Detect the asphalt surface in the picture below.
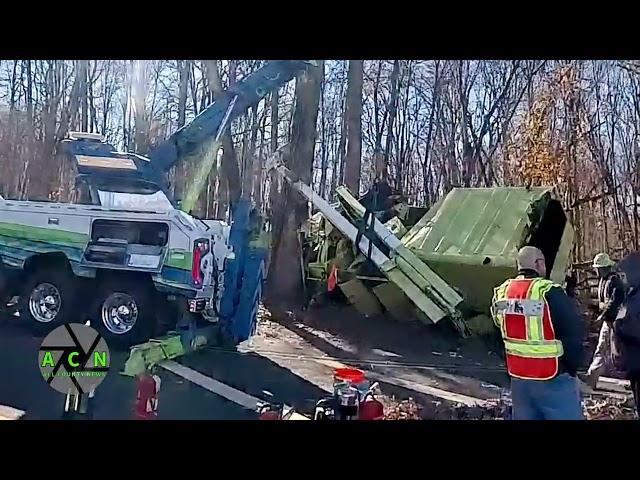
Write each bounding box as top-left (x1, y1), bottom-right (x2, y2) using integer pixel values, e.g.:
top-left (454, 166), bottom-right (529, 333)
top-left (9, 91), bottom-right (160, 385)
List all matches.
top-left (0, 313), bottom-right (264, 420)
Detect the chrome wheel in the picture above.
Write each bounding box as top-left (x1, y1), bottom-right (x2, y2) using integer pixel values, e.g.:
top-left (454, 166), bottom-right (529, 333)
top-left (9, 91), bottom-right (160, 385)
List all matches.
top-left (101, 293), bottom-right (138, 335)
top-left (29, 283), bottom-right (61, 323)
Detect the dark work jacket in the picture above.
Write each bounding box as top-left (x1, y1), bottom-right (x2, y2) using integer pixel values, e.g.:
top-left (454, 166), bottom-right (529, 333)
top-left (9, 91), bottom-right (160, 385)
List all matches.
top-left (360, 180), bottom-right (393, 212)
top-left (611, 288), bottom-right (640, 377)
top-left (598, 272), bottom-right (626, 323)
top-left (516, 269), bottom-right (586, 377)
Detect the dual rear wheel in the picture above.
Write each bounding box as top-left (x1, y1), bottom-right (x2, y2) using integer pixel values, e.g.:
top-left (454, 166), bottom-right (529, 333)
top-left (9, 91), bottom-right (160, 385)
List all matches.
top-left (18, 268), bottom-right (155, 348)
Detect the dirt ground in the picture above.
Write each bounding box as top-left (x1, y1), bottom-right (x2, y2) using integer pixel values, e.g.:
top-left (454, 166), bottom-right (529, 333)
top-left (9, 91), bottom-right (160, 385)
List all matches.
top-left (245, 290), bottom-right (636, 420)
top-left (246, 299), bottom-right (512, 419)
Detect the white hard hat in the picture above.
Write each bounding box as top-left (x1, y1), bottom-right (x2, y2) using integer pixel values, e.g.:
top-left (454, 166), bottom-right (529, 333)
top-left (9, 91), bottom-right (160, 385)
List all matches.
top-left (592, 252), bottom-right (614, 268)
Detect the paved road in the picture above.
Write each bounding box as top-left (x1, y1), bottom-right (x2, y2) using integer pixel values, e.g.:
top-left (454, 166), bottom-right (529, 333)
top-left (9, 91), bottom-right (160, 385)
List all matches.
top-left (0, 315), bottom-right (263, 420)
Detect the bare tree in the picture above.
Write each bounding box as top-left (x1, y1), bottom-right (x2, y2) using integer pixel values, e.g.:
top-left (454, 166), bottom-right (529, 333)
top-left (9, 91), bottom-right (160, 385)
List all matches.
top-left (268, 61), bottom-right (323, 303)
top-left (343, 60), bottom-right (363, 195)
top-left (203, 60), bottom-right (241, 219)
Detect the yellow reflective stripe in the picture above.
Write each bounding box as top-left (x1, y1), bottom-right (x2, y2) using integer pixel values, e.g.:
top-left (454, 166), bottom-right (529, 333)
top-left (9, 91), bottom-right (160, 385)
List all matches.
top-left (504, 339), bottom-right (564, 358)
top-left (528, 315), bottom-right (542, 341)
top-left (524, 278), bottom-right (556, 341)
top-left (525, 280), bottom-right (538, 341)
top-left (528, 278), bottom-right (556, 300)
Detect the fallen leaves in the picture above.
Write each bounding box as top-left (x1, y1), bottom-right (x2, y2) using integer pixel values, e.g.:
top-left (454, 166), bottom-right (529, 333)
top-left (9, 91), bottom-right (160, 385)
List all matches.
top-left (381, 396), bottom-right (422, 420)
top-left (583, 395), bottom-right (637, 420)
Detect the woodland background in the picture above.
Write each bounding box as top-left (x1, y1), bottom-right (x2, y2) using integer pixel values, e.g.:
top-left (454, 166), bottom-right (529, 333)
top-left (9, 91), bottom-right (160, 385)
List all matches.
top-left (1, 60), bottom-right (639, 297)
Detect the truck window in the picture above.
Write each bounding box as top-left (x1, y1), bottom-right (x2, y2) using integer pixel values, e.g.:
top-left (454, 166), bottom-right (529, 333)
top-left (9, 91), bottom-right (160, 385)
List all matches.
top-left (97, 190), bottom-right (173, 212)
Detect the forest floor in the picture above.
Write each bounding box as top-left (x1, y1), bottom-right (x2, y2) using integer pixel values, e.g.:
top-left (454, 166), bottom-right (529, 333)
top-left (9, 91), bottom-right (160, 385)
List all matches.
top-left (248, 300), bottom-right (511, 419)
top-left (245, 294), bottom-right (636, 420)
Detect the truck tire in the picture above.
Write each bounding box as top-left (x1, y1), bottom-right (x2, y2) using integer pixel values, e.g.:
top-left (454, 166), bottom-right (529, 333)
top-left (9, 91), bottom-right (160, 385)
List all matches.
top-left (18, 267), bottom-right (80, 334)
top-left (89, 276), bottom-right (155, 349)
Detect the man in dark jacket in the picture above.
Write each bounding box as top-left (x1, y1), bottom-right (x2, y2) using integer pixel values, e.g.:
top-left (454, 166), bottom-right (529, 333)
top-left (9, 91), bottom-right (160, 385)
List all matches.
top-left (607, 251), bottom-right (640, 417)
top-left (492, 246), bottom-right (585, 420)
top-left (610, 288), bottom-right (640, 417)
top-left (582, 253), bottom-right (626, 388)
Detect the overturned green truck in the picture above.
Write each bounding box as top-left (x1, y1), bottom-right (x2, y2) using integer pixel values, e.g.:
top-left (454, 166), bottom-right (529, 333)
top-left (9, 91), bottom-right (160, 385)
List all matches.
top-left (298, 183), bottom-right (574, 336)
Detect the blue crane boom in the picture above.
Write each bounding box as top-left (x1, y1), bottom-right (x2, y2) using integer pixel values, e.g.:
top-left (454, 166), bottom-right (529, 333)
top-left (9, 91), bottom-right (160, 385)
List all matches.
top-left (64, 60), bottom-right (313, 205)
top-left (148, 60), bottom-right (313, 175)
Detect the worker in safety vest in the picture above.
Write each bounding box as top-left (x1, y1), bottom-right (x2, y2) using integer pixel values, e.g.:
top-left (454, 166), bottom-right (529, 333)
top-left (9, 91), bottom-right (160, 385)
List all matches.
top-left (581, 252), bottom-right (626, 389)
top-left (491, 246), bottom-right (585, 420)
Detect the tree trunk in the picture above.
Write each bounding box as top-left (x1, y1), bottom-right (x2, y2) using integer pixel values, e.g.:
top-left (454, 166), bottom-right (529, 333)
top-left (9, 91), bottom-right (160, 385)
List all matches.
top-left (242, 105), bottom-right (260, 198)
top-left (384, 60), bottom-right (401, 183)
top-left (78, 60), bottom-right (88, 132)
top-left (25, 60), bottom-right (33, 122)
top-left (319, 63), bottom-right (328, 199)
top-left (343, 60), bottom-right (363, 195)
top-left (268, 89), bottom-right (280, 219)
top-left (177, 60), bottom-right (188, 128)
top-left (267, 61), bottom-right (323, 304)
top-left (253, 108), bottom-right (269, 211)
top-left (203, 60), bottom-right (241, 220)
top-left (132, 61), bottom-right (149, 154)
top-left (337, 62), bottom-right (348, 188)
top-left (174, 60), bottom-right (190, 205)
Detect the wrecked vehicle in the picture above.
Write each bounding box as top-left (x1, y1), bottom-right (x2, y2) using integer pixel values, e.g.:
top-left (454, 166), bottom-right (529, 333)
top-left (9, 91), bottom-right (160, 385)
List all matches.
top-left (289, 175), bottom-right (575, 336)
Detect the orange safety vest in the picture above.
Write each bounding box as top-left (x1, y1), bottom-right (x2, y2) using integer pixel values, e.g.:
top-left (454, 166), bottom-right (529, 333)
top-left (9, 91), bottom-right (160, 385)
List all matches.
top-left (492, 277), bottom-right (564, 381)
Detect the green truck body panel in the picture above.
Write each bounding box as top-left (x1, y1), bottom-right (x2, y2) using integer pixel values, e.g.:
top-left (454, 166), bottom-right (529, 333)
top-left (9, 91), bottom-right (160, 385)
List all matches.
top-left (0, 222), bottom-right (88, 268)
top-left (335, 187), bottom-right (463, 324)
top-left (305, 186), bottom-right (574, 334)
top-left (403, 187), bottom-right (548, 262)
top-left (401, 187), bottom-right (573, 315)
top-left (165, 249), bottom-right (193, 271)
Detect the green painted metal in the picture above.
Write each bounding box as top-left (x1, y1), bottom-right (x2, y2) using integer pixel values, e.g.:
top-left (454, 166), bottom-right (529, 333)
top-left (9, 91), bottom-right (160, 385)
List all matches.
top-left (165, 249), bottom-right (192, 271)
top-left (401, 187), bottom-right (573, 314)
top-left (0, 222), bottom-right (88, 248)
top-left (549, 222), bottom-right (574, 283)
top-left (335, 186), bottom-right (463, 324)
top-left (385, 217), bottom-right (408, 239)
top-left (339, 279), bottom-right (383, 317)
top-left (303, 183), bottom-right (573, 336)
top-left (122, 330), bottom-right (212, 376)
top-left (402, 188), bottom-right (550, 260)
top-left (122, 335), bottom-right (187, 377)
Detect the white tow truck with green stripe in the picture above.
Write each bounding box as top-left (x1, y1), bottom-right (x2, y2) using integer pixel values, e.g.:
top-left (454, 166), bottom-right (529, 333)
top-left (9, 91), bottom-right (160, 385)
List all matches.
top-left (0, 144), bottom-right (233, 348)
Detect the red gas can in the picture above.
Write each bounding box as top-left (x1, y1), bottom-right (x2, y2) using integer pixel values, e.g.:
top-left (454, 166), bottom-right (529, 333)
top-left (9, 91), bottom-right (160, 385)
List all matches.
top-left (134, 374), bottom-right (161, 420)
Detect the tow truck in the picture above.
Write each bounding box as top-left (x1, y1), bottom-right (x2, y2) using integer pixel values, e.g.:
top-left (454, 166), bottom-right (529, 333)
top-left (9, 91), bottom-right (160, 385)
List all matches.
top-left (0, 61), bottom-right (315, 349)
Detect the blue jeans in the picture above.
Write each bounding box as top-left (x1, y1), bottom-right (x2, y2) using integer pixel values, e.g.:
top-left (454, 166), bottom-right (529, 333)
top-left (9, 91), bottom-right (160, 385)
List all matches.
top-left (511, 373), bottom-right (584, 420)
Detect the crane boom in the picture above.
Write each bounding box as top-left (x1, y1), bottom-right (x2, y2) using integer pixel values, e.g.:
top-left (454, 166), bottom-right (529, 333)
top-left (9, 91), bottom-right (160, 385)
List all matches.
top-left (148, 60), bottom-right (313, 174)
top-left (61, 61), bottom-right (315, 213)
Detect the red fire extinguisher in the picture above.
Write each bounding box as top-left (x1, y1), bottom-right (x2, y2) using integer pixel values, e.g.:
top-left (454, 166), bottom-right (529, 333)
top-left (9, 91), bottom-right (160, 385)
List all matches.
top-left (358, 395), bottom-right (385, 420)
top-left (134, 373), bottom-right (161, 420)
top-left (358, 382), bottom-right (384, 420)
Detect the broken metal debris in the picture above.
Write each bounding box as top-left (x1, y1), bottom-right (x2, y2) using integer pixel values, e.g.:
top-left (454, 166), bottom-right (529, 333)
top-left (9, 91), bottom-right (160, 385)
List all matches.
top-left (583, 395), bottom-right (637, 420)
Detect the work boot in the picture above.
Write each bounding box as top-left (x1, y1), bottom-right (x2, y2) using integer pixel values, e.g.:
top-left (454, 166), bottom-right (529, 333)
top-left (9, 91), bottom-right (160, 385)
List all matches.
top-left (578, 372), bottom-right (598, 390)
